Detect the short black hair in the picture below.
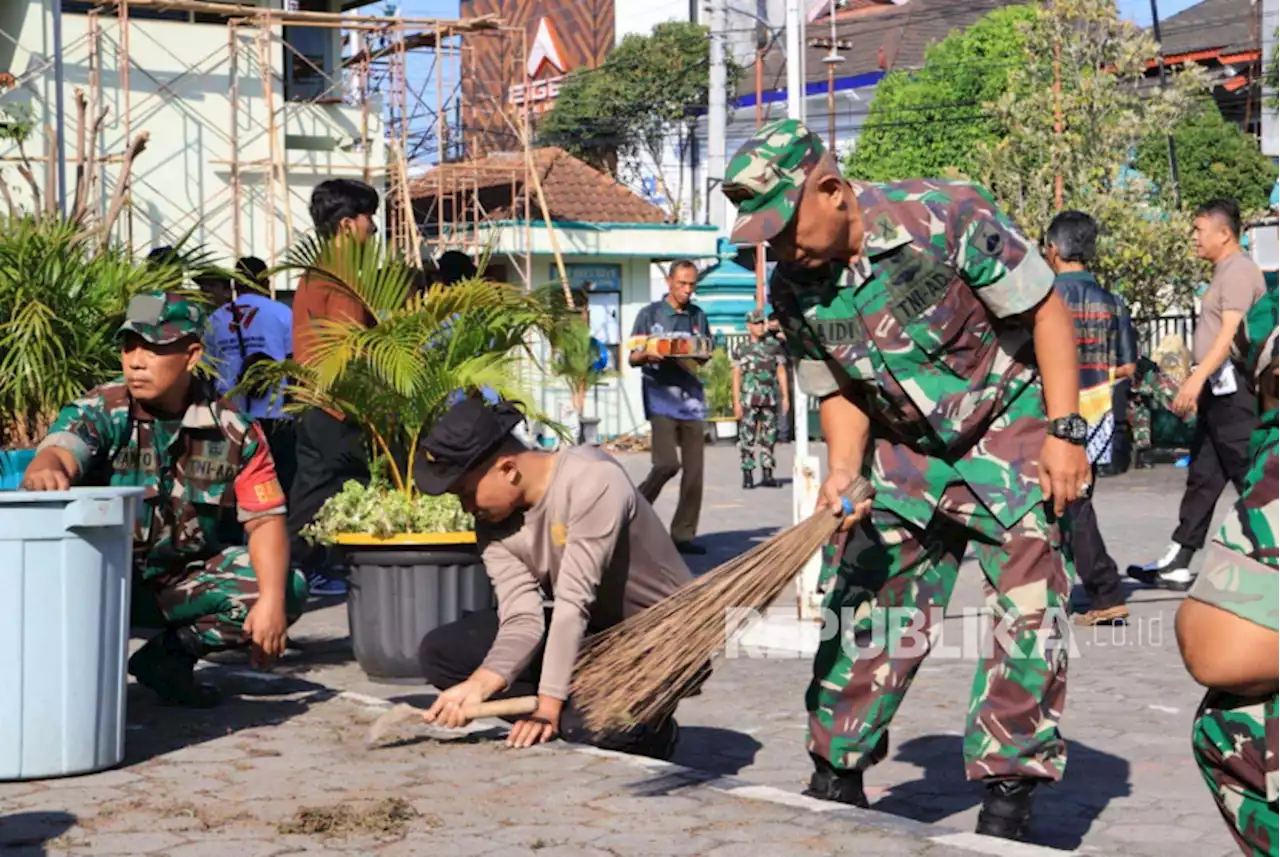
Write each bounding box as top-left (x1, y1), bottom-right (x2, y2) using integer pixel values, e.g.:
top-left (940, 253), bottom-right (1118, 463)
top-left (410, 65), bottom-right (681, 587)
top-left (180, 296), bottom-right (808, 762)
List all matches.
top-left (437, 250), bottom-right (478, 285)
top-left (1195, 198), bottom-right (1242, 239)
top-left (236, 256), bottom-right (268, 288)
top-left (1045, 210), bottom-right (1097, 264)
top-left (309, 179), bottom-right (380, 238)
top-left (668, 259), bottom-right (697, 279)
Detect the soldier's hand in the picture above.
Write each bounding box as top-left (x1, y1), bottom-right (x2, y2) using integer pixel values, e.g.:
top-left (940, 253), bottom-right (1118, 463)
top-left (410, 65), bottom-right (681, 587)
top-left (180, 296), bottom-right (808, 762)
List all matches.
top-left (243, 600), bottom-right (289, 668)
top-left (21, 462), bottom-right (70, 492)
top-left (1039, 436), bottom-right (1091, 518)
top-left (817, 467), bottom-right (873, 533)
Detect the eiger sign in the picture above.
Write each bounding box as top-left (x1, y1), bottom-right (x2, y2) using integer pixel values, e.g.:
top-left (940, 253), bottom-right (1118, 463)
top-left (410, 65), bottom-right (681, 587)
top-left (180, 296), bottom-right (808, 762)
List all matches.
top-left (509, 17), bottom-right (570, 113)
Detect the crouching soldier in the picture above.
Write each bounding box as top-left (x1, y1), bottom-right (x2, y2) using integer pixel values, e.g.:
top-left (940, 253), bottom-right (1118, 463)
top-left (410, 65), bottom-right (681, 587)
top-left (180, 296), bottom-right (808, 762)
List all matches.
top-left (1175, 288), bottom-right (1279, 857)
top-left (22, 292), bottom-right (308, 707)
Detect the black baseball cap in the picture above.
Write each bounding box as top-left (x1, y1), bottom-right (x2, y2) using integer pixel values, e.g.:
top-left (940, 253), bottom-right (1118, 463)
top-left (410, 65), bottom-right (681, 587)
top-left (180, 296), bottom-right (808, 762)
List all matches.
top-left (414, 398), bottom-right (526, 496)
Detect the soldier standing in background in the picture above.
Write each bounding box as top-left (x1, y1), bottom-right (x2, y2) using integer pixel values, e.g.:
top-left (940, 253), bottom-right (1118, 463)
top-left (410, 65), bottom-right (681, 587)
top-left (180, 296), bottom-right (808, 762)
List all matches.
top-left (1175, 287), bottom-right (1278, 856)
top-left (723, 119), bottom-right (1089, 841)
top-left (733, 309), bottom-right (789, 489)
top-left (21, 292), bottom-right (308, 708)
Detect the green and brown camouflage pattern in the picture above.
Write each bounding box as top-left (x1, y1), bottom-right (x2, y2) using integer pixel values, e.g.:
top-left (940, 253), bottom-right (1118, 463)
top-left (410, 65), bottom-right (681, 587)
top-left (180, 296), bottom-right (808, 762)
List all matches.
top-left (735, 337), bottom-right (785, 472)
top-left (37, 378), bottom-right (304, 652)
top-left (118, 291), bottom-right (207, 345)
top-left (1127, 357), bottom-right (1189, 453)
top-left (1186, 291), bottom-right (1278, 855)
top-left (770, 178), bottom-right (1056, 532)
top-left (131, 547), bottom-right (309, 651)
top-left (808, 480), bottom-right (1070, 781)
top-left (723, 119), bottom-right (826, 246)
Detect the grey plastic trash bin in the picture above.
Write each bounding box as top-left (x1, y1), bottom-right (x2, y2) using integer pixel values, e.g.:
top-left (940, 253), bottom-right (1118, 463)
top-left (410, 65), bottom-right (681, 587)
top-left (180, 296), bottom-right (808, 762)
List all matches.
top-left (0, 487), bottom-right (143, 781)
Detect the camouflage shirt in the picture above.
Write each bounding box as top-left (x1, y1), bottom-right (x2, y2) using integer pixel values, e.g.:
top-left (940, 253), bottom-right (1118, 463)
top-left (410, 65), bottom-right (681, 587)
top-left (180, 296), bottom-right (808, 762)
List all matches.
top-left (38, 379), bottom-right (287, 578)
top-left (772, 180), bottom-right (1055, 529)
top-left (734, 337), bottom-right (785, 408)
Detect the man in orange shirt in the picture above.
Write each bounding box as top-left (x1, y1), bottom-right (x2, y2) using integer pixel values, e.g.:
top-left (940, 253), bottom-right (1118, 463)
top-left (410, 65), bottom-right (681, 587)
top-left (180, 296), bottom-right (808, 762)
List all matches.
top-left (287, 179), bottom-right (380, 596)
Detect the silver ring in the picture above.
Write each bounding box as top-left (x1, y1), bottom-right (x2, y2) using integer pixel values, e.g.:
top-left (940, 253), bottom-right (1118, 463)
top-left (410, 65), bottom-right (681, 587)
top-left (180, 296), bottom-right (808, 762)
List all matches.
top-left (1080, 482), bottom-right (1093, 496)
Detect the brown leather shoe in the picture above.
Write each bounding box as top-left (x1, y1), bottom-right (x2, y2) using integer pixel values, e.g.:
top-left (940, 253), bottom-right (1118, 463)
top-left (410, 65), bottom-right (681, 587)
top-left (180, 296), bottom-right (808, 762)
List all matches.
top-left (1073, 604), bottom-right (1130, 626)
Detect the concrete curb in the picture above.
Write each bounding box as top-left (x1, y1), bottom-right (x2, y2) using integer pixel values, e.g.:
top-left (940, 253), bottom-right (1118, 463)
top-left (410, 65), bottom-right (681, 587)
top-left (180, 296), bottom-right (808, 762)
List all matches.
top-left (254, 672), bottom-right (1082, 857)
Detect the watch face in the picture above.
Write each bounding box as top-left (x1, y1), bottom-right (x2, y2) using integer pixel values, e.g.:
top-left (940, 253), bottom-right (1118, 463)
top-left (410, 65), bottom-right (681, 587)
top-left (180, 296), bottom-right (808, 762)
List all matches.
top-left (1057, 416), bottom-right (1087, 442)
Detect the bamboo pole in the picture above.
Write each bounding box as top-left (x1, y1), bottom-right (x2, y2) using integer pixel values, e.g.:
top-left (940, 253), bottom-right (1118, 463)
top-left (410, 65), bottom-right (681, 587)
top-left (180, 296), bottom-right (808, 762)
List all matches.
top-left (72, 88), bottom-right (88, 219)
top-left (434, 23), bottom-right (444, 254)
top-left (105, 0), bottom-right (502, 30)
top-left (229, 21), bottom-right (241, 257)
top-left (256, 25), bottom-right (277, 278)
top-left (360, 30), bottom-right (371, 184)
top-left (121, 0), bottom-right (132, 249)
top-left (87, 11), bottom-right (100, 223)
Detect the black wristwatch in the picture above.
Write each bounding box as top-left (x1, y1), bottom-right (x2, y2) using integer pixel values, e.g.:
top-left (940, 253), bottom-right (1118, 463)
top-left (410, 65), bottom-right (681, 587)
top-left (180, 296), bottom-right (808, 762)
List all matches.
top-left (1048, 414), bottom-right (1088, 446)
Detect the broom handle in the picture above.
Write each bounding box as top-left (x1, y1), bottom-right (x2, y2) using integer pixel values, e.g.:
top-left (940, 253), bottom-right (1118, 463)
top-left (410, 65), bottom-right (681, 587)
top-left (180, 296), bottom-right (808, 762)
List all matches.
top-left (465, 696), bottom-right (539, 719)
top-left (837, 475), bottom-right (876, 516)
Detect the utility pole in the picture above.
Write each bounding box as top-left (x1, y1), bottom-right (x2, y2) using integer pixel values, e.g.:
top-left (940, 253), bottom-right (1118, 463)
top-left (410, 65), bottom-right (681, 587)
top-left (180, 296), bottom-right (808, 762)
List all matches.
top-left (52, 0), bottom-right (67, 215)
top-left (708, 0), bottom-right (728, 228)
top-left (1149, 0), bottom-right (1182, 208)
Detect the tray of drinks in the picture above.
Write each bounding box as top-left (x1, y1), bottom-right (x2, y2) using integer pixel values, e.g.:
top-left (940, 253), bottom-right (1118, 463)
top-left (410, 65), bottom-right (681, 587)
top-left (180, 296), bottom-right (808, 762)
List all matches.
top-left (643, 333), bottom-right (714, 359)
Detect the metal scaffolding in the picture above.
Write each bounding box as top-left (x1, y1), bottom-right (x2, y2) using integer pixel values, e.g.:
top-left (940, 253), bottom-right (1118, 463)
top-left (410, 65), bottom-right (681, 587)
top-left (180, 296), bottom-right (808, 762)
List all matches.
top-left (0, 0), bottom-right (537, 288)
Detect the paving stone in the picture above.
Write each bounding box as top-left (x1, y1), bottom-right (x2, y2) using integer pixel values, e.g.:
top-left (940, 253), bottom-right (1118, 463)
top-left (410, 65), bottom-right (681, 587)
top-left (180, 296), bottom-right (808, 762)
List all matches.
top-left (166, 841), bottom-right (287, 857)
top-left (70, 832), bottom-right (187, 854)
top-left (376, 834), bottom-right (498, 857)
top-left (703, 843), bottom-right (835, 857)
top-left (591, 831), bottom-right (724, 854)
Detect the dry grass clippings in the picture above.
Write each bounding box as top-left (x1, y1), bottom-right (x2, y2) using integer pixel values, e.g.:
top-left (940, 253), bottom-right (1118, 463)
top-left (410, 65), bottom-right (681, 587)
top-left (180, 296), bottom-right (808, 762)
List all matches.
top-left (276, 798), bottom-right (430, 837)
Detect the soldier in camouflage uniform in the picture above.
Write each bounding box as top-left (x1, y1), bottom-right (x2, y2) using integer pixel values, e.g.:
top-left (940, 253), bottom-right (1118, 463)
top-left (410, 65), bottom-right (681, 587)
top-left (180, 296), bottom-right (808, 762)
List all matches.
top-left (23, 292), bottom-right (309, 708)
top-left (723, 120), bottom-right (1091, 841)
top-left (1127, 357), bottom-right (1192, 466)
top-left (733, 309), bottom-right (790, 489)
top-left (1176, 287), bottom-right (1278, 857)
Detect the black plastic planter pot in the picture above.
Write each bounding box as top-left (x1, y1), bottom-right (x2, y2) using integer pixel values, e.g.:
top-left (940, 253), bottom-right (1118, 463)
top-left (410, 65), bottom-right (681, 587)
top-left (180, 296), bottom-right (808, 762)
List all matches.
top-left (341, 537), bottom-right (493, 682)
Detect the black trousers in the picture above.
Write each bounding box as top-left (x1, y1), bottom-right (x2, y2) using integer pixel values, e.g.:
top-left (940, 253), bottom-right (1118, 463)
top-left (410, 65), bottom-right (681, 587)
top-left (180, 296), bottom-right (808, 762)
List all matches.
top-left (287, 409), bottom-right (369, 573)
top-left (637, 416), bottom-right (704, 543)
top-left (1063, 465), bottom-right (1124, 610)
top-left (418, 608), bottom-right (701, 757)
top-left (1172, 385), bottom-right (1257, 551)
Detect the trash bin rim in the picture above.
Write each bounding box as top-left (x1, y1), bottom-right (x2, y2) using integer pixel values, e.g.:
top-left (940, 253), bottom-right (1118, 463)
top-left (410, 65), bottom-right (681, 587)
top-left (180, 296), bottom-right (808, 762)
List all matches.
top-left (0, 486), bottom-right (147, 505)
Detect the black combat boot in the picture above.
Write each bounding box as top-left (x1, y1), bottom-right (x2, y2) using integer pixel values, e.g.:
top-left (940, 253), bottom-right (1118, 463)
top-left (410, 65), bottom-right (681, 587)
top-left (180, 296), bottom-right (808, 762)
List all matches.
top-left (801, 754), bottom-right (869, 808)
top-left (760, 467), bottom-right (778, 488)
top-left (1134, 449), bottom-right (1154, 469)
top-left (743, 470), bottom-right (755, 489)
top-left (975, 778), bottom-right (1039, 841)
top-left (128, 627), bottom-right (222, 708)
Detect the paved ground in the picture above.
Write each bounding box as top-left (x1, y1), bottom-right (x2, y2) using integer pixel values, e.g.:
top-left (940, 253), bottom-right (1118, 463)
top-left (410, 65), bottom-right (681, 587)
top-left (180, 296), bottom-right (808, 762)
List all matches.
top-left (1, 443), bottom-right (1244, 856)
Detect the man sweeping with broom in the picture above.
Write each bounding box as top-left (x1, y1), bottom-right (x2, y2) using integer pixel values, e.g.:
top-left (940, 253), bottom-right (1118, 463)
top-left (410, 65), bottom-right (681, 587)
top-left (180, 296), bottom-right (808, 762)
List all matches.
top-left (722, 120), bottom-right (1090, 842)
top-left (412, 397), bottom-right (695, 759)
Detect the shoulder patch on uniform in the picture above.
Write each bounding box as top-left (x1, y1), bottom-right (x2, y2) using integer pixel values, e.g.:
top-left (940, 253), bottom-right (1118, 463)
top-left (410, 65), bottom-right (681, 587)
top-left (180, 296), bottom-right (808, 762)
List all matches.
top-left (969, 221), bottom-right (1005, 259)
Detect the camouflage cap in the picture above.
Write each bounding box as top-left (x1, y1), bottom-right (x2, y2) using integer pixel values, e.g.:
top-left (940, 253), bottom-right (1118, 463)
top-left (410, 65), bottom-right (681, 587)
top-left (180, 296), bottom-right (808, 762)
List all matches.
top-left (118, 291), bottom-right (206, 345)
top-left (723, 118), bottom-right (827, 247)
top-left (745, 309), bottom-right (765, 323)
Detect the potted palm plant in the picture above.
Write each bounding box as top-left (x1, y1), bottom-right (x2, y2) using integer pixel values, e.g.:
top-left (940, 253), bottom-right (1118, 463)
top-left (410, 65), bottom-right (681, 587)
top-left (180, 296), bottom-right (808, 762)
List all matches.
top-left (243, 234), bottom-right (562, 680)
top-left (701, 347), bottom-right (738, 443)
top-left (0, 215), bottom-right (212, 484)
top-left (547, 317), bottom-right (609, 446)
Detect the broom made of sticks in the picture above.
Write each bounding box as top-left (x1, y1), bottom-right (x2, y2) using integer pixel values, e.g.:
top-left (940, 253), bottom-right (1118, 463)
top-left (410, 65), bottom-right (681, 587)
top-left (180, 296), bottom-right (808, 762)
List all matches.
top-left (568, 475), bottom-right (875, 733)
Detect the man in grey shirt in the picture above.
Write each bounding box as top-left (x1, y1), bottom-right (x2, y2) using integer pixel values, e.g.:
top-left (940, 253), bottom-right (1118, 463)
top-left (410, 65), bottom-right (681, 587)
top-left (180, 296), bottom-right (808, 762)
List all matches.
top-left (414, 398), bottom-right (696, 759)
top-left (1129, 199), bottom-right (1265, 590)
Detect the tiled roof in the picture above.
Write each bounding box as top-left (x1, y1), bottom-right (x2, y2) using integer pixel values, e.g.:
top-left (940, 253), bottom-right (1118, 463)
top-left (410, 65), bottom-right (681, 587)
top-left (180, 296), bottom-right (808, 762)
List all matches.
top-left (408, 147), bottom-right (668, 225)
top-left (1153, 0), bottom-right (1258, 58)
top-left (741, 0), bottom-right (1027, 99)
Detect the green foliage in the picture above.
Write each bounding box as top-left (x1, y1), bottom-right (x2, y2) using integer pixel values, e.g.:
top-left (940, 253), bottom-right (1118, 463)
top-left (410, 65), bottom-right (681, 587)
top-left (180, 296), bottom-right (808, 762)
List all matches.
top-left (977, 0), bottom-right (1211, 313)
top-left (547, 316), bottom-right (607, 408)
top-left (700, 347), bottom-right (734, 418)
top-left (240, 232), bottom-right (568, 505)
top-left (300, 468), bottom-right (474, 544)
top-left (845, 5), bottom-right (1035, 181)
top-left (538, 21), bottom-right (742, 219)
top-left (1136, 103), bottom-right (1276, 213)
top-left (0, 215), bottom-right (214, 447)
top-left (1268, 29), bottom-right (1278, 111)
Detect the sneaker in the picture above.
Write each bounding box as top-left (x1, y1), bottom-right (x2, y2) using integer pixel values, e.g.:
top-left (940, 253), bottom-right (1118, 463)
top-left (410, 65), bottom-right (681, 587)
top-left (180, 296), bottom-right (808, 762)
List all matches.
top-left (307, 572), bottom-right (349, 597)
top-left (1126, 543), bottom-right (1195, 591)
top-left (802, 756), bottom-right (869, 808)
top-left (1073, 604), bottom-right (1130, 626)
top-left (975, 779), bottom-right (1038, 841)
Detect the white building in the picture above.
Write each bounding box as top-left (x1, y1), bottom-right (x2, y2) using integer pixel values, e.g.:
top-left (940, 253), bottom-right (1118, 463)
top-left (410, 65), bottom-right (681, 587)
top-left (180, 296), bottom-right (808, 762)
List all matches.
top-left (0, 0), bottom-right (393, 291)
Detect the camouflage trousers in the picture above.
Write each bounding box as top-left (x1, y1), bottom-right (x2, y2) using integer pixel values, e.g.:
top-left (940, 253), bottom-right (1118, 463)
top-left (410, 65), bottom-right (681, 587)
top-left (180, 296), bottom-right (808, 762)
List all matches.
top-left (739, 406), bottom-right (778, 471)
top-left (132, 548), bottom-right (309, 652)
top-left (1192, 692), bottom-right (1279, 856)
top-left (808, 487), bottom-right (1071, 781)
top-left (1128, 361), bottom-right (1183, 452)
